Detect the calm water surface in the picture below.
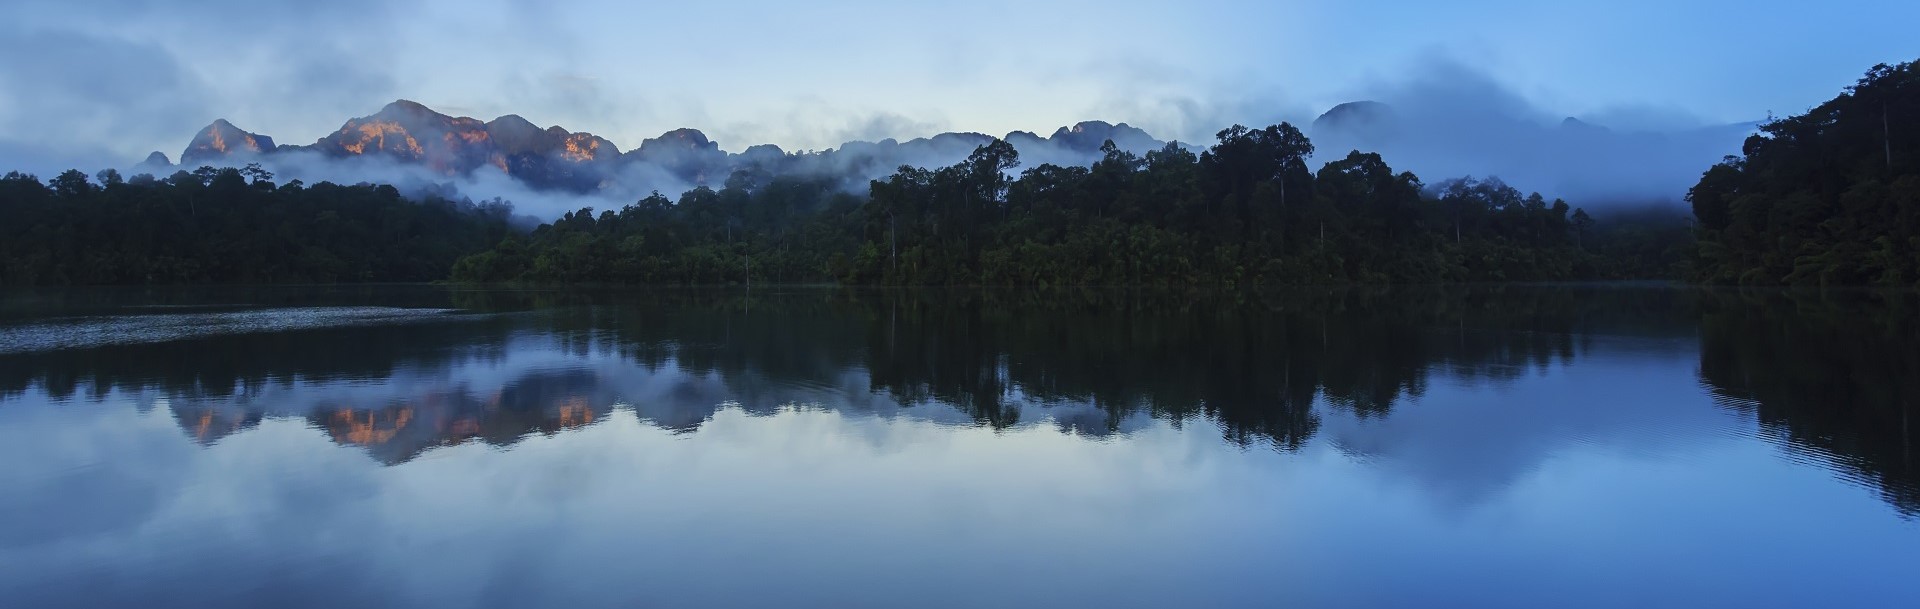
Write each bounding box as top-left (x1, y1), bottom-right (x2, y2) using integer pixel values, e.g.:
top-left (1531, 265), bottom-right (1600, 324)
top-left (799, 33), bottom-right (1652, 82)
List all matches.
top-left (0, 285), bottom-right (1915, 608)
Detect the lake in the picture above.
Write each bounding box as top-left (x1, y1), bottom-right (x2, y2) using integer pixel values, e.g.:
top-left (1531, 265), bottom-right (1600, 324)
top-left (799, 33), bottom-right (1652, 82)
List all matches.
top-left (0, 284), bottom-right (1914, 608)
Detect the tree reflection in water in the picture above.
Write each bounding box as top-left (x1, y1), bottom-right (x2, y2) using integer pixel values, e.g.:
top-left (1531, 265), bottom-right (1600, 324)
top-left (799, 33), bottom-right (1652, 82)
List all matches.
top-left (0, 284), bottom-right (1911, 514)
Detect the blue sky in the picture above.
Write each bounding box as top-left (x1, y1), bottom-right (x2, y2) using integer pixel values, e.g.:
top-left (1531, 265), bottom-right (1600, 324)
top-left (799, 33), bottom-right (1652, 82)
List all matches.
top-left (1, 0), bottom-right (1915, 170)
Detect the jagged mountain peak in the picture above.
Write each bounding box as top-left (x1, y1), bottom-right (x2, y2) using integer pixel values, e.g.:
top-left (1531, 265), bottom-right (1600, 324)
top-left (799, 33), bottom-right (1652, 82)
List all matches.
top-left (742, 143), bottom-right (784, 155)
top-left (1053, 120), bottom-right (1124, 137)
top-left (642, 128), bottom-right (718, 151)
top-left (735, 143), bottom-right (786, 164)
top-left (1048, 120), bottom-right (1156, 152)
top-left (630, 128), bottom-right (727, 185)
top-left (376, 99), bottom-right (440, 118)
top-left (486, 114), bottom-right (537, 130)
top-left (181, 119), bottom-right (275, 165)
top-left (170, 100), bottom-right (1197, 194)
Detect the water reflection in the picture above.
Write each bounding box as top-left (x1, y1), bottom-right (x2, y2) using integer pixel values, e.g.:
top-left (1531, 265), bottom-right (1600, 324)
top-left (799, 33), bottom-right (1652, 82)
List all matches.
top-left (1697, 289), bottom-right (1920, 515)
top-left (1, 285), bottom-right (1917, 607)
top-left (3, 290), bottom-right (1635, 441)
top-left (5, 285), bottom-right (1914, 515)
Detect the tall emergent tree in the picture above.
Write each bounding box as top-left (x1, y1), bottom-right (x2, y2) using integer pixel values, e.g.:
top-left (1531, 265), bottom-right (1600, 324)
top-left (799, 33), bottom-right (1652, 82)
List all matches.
top-left (1689, 60), bottom-right (1919, 285)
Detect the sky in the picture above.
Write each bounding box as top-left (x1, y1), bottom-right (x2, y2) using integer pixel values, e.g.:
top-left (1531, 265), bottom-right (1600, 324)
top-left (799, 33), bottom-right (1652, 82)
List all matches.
top-left (2, 0), bottom-right (1916, 174)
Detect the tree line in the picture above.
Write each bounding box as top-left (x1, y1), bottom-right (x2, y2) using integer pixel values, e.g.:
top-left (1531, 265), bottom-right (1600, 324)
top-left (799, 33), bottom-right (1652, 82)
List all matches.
top-left (0, 165), bottom-right (513, 285)
top-left (1695, 287), bottom-right (1919, 515)
top-left (452, 126), bottom-right (1689, 286)
top-left (1689, 59), bottom-right (1919, 285)
top-left (15, 59), bottom-right (1920, 287)
top-left (0, 124), bottom-right (1700, 288)
top-left (2, 285), bottom-right (1676, 457)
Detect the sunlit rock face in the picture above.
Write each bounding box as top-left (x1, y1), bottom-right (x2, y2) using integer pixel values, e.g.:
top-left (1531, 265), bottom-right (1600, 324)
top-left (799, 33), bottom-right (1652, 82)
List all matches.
top-left (482, 113), bottom-right (623, 193)
top-left (309, 100), bottom-right (497, 176)
top-left (165, 99), bottom-right (1185, 197)
top-left (180, 119), bottom-right (276, 165)
top-left (171, 405), bottom-right (263, 445)
top-left (293, 369), bottom-right (612, 465)
top-left (280, 100), bottom-right (627, 192)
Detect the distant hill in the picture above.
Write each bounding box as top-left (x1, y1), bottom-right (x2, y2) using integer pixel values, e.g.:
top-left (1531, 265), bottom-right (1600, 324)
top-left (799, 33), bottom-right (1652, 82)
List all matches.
top-left (180, 119), bottom-right (276, 165)
top-left (158, 96), bottom-right (1751, 207)
top-left (1306, 98), bottom-right (1755, 204)
top-left (172, 100), bottom-right (1175, 195)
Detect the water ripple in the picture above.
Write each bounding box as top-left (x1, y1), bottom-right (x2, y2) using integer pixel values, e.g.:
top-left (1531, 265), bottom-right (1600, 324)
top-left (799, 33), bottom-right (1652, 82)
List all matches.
top-left (0, 306), bottom-right (466, 354)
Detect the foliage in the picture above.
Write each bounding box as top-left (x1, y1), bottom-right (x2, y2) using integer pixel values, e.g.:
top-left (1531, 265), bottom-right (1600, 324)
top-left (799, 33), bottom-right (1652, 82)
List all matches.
top-left (457, 126), bottom-right (1687, 285)
top-left (1688, 60), bottom-right (1920, 285)
top-left (0, 165), bottom-right (514, 285)
top-left (1695, 287), bottom-right (1920, 514)
top-left (449, 173), bottom-right (865, 285)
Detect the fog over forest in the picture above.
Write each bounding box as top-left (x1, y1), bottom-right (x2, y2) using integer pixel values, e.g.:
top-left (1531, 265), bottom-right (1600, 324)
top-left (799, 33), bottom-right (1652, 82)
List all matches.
top-left (40, 61), bottom-right (1755, 223)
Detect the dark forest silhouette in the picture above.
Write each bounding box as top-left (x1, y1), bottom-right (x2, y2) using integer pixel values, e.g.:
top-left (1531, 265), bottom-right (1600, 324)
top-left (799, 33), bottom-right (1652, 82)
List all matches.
top-left (449, 130), bottom-right (1687, 285)
top-left (1690, 60), bottom-right (1919, 285)
top-left (0, 165), bottom-right (512, 284)
top-left (7, 58), bottom-right (1920, 286)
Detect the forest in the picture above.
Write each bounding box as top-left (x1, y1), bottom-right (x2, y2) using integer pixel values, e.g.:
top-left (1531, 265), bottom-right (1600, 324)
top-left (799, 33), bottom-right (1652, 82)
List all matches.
top-left (449, 128), bottom-right (1690, 286)
top-left (0, 165), bottom-right (513, 284)
top-left (35, 72), bottom-right (1920, 287)
top-left (1689, 60), bottom-right (1919, 285)
top-left (15, 284), bottom-right (1910, 518)
top-left (7, 60), bottom-right (1917, 287)
top-left (0, 126), bottom-right (1692, 287)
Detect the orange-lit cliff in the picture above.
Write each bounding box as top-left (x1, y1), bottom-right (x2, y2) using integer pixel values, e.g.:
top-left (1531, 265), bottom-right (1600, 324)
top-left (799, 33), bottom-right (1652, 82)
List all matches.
top-left (180, 119), bottom-right (276, 165)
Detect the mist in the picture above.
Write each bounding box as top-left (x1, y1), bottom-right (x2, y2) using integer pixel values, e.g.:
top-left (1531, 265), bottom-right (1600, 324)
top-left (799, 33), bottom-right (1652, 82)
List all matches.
top-left (243, 150), bottom-right (698, 224)
top-left (1307, 61), bottom-right (1757, 207)
top-left (0, 0), bottom-right (1813, 223)
top-left (0, 13), bottom-right (1773, 225)
top-left (114, 78), bottom-right (1748, 225)
top-left (100, 111), bottom-right (1182, 223)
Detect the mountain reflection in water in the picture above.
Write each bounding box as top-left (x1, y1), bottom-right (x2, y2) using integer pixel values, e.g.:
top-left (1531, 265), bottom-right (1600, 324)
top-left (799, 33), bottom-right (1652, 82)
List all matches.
top-left (1, 285), bottom-right (1909, 514)
top-left (0, 285), bottom-right (1916, 609)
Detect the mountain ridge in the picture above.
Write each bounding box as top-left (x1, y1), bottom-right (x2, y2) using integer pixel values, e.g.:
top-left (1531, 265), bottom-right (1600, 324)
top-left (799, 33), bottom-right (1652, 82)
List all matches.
top-left (171, 100), bottom-right (1180, 194)
top-left (167, 99), bottom-right (1746, 201)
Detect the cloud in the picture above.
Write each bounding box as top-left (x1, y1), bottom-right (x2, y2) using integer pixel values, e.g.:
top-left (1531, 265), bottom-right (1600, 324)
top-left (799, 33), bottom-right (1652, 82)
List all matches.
top-left (829, 112), bottom-right (947, 147)
top-left (1308, 59), bottom-right (1754, 205)
top-left (239, 149), bottom-right (686, 222)
top-left (0, 140), bottom-right (129, 180)
top-left (1073, 54), bottom-right (1314, 146)
top-left (1577, 103), bottom-right (1720, 133)
top-left (703, 97), bottom-right (956, 154)
top-left (1317, 342), bottom-right (1724, 510)
top-left (0, 4), bottom-right (1769, 209)
top-left (0, 27), bottom-right (211, 171)
top-left (488, 72), bottom-right (641, 145)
